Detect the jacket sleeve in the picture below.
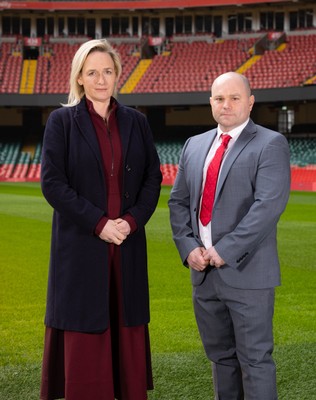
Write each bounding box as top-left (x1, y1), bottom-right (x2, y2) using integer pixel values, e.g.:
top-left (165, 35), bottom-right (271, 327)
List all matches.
top-left (168, 138), bottom-right (203, 265)
top-left (214, 133), bottom-right (291, 268)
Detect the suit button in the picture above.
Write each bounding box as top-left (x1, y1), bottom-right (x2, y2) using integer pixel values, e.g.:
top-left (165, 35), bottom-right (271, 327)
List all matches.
top-left (126, 165), bottom-right (131, 172)
top-left (124, 192), bottom-right (130, 198)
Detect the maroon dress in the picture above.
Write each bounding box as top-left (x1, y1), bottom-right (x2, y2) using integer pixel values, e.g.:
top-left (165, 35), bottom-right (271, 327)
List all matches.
top-left (40, 98), bottom-right (153, 400)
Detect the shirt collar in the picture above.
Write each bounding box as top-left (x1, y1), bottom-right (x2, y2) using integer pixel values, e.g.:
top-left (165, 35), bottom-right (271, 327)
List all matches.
top-left (217, 118), bottom-right (249, 140)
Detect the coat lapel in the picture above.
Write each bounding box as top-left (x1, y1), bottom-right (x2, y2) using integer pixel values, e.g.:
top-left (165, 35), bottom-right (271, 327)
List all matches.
top-left (74, 99), bottom-right (104, 167)
top-left (73, 99), bottom-right (133, 169)
top-left (116, 105), bottom-right (133, 161)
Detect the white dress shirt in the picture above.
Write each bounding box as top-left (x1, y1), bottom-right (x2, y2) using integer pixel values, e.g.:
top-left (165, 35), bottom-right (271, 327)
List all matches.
top-left (199, 119), bottom-right (249, 249)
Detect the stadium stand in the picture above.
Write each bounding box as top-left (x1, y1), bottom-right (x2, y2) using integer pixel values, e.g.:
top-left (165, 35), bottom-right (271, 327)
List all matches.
top-left (0, 140), bottom-right (21, 180)
top-left (291, 166), bottom-right (316, 191)
top-left (26, 143), bottom-right (42, 182)
top-left (244, 34), bottom-right (316, 89)
top-left (0, 42), bottom-right (22, 94)
top-left (287, 138), bottom-right (316, 191)
top-left (20, 59), bottom-right (37, 94)
top-left (1, 33), bottom-right (316, 94)
top-left (11, 151), bottom-right (31, 180)
top-left (133, 38), bottom-right (257, 93)
top-left (289, 138), bottom-right (316, 166)
top-left (1, 135), bottom-right (315, 189)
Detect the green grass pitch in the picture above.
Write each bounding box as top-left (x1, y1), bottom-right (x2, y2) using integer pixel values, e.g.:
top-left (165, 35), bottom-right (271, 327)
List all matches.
top-left (0, 183), bottom-right (315, 399)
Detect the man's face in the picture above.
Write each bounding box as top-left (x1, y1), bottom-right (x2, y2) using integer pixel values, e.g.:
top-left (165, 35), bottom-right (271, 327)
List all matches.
top-left (210, 75), bottom-right (254, 132)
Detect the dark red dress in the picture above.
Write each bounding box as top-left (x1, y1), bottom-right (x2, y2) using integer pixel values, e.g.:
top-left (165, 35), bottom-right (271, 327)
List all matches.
top-left (40, 98), bottom-right (153, 400)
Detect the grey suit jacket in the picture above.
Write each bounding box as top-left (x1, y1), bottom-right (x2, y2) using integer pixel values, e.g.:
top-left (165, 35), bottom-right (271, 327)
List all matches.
top-left (168, 119), bottom-right (291, 290)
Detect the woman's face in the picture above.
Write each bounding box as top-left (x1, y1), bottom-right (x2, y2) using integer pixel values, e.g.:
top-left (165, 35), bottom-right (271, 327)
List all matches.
top-left (77, 51), bottom-right (117, 104)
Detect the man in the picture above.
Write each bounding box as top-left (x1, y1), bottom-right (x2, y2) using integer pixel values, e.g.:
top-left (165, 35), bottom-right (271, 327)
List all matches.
top-left (168, 72), bottom-right (290, 399)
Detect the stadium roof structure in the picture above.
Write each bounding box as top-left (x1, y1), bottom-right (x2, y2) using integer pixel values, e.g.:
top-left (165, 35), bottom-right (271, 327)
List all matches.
top-left (0, 0), bottom-right (299, 11)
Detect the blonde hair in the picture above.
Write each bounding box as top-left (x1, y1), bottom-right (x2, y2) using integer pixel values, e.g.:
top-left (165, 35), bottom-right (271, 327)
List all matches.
top-left (64, 38), bottom-right (122, 107)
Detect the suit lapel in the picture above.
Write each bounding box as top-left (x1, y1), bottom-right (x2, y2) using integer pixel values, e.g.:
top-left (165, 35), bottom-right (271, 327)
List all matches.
top-left (215, 120), bottom-right (257, 199)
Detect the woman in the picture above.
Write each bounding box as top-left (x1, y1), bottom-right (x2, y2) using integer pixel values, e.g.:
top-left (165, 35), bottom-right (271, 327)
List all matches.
top-left (40, 38), bottom-right (162, 400)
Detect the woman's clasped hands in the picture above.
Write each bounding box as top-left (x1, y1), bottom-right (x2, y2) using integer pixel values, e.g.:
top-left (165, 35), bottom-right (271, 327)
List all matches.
top-left (99, 218), bottom-right (131, 245)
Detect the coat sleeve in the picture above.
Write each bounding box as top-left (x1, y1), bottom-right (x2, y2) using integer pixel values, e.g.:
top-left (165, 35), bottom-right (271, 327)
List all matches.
top-left (41, 109), bottom-right (105, 234)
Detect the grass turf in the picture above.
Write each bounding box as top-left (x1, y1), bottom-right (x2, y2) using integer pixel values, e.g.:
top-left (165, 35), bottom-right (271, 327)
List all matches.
top-left (0, 183), bottom-right (315, 399)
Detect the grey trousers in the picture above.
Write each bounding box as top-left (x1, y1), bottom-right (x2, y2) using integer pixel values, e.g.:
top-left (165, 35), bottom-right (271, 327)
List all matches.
top-left (193, 268), bottom-right (277, 400)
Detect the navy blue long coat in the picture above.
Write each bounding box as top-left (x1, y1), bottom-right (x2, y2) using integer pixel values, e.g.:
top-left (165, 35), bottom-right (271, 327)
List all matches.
top-left (41, 98), bottom-right (162, 333)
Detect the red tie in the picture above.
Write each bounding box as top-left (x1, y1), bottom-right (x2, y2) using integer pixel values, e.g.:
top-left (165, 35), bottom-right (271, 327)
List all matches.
top-left (200, 134), bottom-right (232, 226)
